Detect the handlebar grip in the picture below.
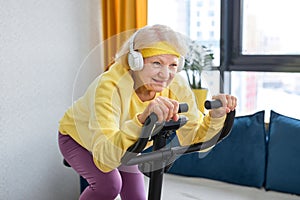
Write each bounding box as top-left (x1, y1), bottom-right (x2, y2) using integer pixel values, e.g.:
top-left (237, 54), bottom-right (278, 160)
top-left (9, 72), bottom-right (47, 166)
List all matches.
top-left (178, 103), bottom-right (188, 113)
top-left (122, 102), bottom-right (189, 165)
top-left (204, 99), bottom-right (222, 109)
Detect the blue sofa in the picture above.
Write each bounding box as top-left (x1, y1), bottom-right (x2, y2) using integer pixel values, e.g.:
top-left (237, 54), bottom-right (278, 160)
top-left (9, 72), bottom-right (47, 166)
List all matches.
top-left (168, 110), bottom-right (300, 196)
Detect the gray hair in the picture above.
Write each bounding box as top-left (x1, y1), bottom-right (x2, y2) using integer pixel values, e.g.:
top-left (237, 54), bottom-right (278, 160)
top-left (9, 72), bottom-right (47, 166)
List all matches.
top-left (115, 24), bottom-right (189, 62)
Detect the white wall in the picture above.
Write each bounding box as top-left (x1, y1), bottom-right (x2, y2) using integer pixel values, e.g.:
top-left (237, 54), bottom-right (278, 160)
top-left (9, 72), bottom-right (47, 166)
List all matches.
top-left (0, 0), bottom-right (102, 199)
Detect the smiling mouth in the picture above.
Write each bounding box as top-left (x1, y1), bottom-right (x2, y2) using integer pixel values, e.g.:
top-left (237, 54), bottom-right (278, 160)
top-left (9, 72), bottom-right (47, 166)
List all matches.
top-left (152, 79), bottom-right (166, 85)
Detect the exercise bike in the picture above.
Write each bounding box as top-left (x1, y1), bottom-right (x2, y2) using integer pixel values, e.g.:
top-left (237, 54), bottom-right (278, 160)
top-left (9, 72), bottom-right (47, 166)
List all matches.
top-left (63, 100), bottom-right (235, 199)
top-left (121, 100), bottom-right (235, 200)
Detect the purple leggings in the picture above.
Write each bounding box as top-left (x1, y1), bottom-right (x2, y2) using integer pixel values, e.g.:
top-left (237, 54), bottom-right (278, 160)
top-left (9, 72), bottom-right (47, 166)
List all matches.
top-left (58, 132), bottom-right (146, 200)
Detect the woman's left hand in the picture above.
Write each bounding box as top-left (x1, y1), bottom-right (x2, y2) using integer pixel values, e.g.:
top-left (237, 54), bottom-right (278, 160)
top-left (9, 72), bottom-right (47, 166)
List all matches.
top-left (209, 94), bottom-right (237, 118)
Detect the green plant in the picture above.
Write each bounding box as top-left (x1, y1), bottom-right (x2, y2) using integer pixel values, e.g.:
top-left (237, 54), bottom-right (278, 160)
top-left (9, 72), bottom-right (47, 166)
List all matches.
top-left (183, 40), bottom-right (214, 89)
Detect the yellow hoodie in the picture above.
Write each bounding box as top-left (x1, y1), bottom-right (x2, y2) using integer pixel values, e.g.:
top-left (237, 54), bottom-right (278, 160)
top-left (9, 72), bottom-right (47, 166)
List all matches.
top-left (59, 62), bottom-right (225, 172)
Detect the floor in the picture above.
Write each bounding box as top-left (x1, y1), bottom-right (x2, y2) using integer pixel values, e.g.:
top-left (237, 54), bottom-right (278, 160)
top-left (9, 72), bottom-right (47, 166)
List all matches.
top-left (117, 173), bottom-right (300, 200)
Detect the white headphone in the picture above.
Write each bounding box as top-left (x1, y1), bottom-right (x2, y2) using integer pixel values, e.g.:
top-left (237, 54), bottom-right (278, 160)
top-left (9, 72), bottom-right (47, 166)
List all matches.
top-left (128, 30), bottom-right (144, 71)
top-left (127, 29), bottom-right (185, 71)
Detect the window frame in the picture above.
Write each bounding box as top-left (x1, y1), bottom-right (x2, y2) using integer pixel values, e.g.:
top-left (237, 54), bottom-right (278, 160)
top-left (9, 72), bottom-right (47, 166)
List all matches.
top-left (221, 0), bottom-right (300, 73)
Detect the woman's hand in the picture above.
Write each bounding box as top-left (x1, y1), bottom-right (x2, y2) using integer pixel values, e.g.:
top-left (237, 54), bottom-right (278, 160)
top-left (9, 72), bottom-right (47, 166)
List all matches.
top-left (138, 96), bottom-right (180, 124)
top-left (209, 94), bottom-right (237, 118)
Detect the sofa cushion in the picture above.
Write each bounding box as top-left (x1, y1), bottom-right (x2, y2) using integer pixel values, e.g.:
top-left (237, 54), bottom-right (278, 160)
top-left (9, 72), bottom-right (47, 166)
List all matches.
top-left (168, 111), bottom-right (266, 188)
top-left (265, 110), bottom-right (300, 195)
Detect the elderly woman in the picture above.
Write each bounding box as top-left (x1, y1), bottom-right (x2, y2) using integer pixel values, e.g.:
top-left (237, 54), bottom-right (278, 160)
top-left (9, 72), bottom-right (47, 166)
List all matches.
top-left (58, 24), bottom-right (237, 200)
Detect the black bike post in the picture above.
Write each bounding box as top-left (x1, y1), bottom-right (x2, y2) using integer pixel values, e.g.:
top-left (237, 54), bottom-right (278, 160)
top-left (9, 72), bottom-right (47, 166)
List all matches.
top-left (148, 131), bottom-right (168, 200)
top-left (120, 101), bottom-right (235, 200)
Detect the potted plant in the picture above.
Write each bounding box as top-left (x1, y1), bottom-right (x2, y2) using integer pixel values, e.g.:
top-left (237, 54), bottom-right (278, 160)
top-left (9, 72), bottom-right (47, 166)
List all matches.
top-left (183, 40), bottom-right (214, 112)
top-left (183, 40), bottom-right (214, 89)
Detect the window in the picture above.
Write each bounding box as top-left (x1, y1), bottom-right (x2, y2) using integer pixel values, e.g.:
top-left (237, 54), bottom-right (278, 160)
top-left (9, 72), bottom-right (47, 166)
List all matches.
top-left (208, 10), bottom-right (214, 17)
top-left (225, 0), bottom-right (300, 72)
top-left (148, 0), bottom-right (300, 121)
top-left (197, 1), bottom-right (203, 7)
top-left (224, 0), bottom-right (300, 120)
top-left (148, 0), bottom-right (221, 98)
top-left (211, 20), bottom-right (215, 26)
top-left (242, 0), bottom-right (300, 55)
top-left (148, 0), bottom-right (220, 67)
top-left (229, 72), bottom-right (300, 120)
top-left (197, 31), bottom-right (202, 38)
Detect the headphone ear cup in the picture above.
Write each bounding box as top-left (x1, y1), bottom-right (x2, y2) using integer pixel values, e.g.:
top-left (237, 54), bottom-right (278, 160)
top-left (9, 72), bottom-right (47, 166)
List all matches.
top-left (128, 51), bottom-right (144, 71)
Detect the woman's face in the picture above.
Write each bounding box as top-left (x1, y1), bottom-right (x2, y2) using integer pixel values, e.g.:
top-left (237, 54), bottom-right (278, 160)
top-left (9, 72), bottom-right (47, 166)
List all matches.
top-left (133, 54), bottom-right (179, 92)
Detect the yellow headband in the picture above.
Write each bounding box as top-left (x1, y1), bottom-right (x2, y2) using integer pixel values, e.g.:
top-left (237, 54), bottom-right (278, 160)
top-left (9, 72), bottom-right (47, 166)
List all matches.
top-left (139, 41), bottom-right (180, 58)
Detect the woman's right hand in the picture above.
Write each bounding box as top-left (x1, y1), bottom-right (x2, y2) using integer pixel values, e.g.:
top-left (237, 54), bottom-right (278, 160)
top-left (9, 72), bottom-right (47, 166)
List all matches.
top-left (137, 96), bottom-right (180, 124)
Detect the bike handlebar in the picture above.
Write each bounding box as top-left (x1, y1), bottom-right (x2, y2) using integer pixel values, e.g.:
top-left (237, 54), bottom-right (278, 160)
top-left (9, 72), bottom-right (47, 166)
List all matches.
top-left (121, 101), bottom-right (235, 166)
top-left (121, 103), bottom-right (188, 164)
top-left (204, 99), bottom-right (222, 109)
